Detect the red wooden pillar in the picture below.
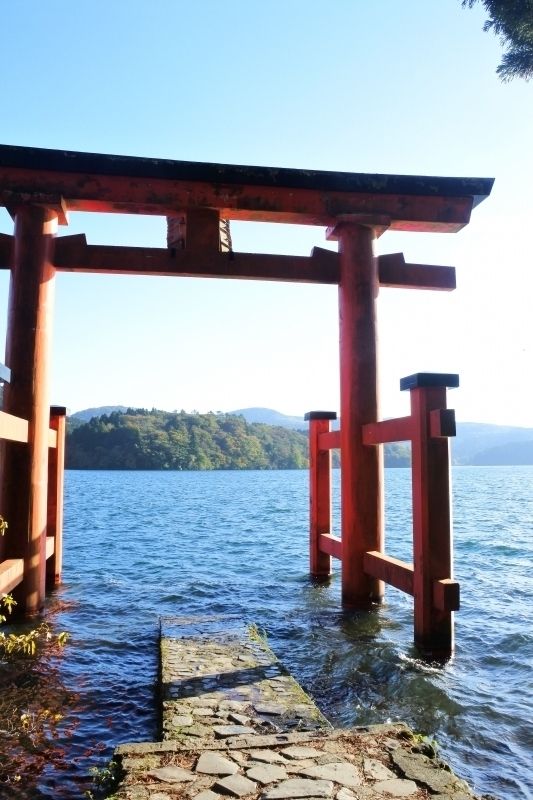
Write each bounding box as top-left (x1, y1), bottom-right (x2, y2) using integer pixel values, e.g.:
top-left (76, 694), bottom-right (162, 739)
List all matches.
top-left (0, 364), bottom-right (11, 519)
top-left (46, 406), bottom-right (66, 588)
top-left (403, 373), bottom-right (459, 653)
top-left (2, 205), bottom-right (57, 614)
top-left (305, 411), bottom-right (336, 577)
top-left (329, 221), bottom-right (383, 606)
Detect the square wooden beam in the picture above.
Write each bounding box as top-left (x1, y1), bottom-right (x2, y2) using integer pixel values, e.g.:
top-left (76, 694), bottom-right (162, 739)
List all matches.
top-left (0, 144), bottom-right (494, 232)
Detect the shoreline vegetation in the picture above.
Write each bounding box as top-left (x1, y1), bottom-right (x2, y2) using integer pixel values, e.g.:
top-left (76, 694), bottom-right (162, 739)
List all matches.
top-left (66, 407), bottom-right (533, 470)
top-left (66, 409), bottom-right (411, 470)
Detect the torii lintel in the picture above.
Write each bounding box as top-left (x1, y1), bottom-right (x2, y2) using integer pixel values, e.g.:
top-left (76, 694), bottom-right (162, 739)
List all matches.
top-left (0, 144), bottom-right (493, 232)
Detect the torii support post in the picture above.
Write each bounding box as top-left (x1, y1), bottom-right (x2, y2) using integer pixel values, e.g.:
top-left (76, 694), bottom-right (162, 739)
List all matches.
top-left (46, 406), bottom-right (66, 588)
top-left (402, 373), bottom-right (458, 653)
top-left (2, 205), bottom-right (57, 614)
top-left (331, 221), bottom-right (384, 606)
top-left (305, 411), bottom-right (337, 577)
top-left (362, 373), bottom-right (459, 655)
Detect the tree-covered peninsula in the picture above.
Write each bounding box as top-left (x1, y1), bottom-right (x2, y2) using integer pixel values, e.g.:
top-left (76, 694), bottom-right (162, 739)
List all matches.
top-left (66, 409), bottom-right (411, 470)
top-left (66, 409), bottom-right (310, 470)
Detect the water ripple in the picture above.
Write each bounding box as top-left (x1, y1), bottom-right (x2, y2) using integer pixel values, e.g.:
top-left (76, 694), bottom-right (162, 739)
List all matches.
top-left (11, 466), bottom-right (531, 799)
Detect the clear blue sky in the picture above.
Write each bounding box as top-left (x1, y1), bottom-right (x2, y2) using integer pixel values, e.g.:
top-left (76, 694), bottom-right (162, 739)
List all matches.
top-left (1, 0), bottom-right (532, 425)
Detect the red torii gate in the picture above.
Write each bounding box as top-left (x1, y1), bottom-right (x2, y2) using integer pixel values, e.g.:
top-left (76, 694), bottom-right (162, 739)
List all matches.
top-left (0, 144), bottom-right (493, 653)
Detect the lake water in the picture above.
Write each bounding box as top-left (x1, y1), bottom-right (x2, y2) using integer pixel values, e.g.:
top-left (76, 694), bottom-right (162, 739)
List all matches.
top-left (6, 467), bottom-right (533, 799)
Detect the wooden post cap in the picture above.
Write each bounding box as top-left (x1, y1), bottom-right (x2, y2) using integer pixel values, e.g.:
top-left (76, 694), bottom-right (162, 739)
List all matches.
top-left (49, 406), bottom-right (67, 416)
top-left (304, 411), bottom-right (337, 421)
top-left (0, 363), bottom-right (11, 383)
top-left (400, 373), bottom-right (459, 391)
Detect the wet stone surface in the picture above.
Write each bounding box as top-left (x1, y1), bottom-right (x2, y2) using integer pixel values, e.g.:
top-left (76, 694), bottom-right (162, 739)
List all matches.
top-left (160, 630), bottom-right (329, 743)
top-left (111, 619), bottom-right (484, 800)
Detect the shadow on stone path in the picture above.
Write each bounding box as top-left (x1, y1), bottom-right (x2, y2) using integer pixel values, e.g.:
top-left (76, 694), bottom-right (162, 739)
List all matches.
top-left (108, 617), bottom-right (487, 800)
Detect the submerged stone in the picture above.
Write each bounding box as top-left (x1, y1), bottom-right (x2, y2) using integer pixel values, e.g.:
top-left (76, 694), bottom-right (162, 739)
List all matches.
top-left (112, 625), bottom-right (479, 800)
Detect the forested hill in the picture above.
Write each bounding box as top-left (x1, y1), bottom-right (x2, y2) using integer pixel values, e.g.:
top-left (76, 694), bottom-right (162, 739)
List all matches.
top-left (66, 409), bottom-right (309, 470)
top-left (66, 409), bottom-right (411, 470)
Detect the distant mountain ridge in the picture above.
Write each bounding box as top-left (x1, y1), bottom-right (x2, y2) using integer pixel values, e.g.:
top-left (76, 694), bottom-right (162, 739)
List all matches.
top-left (68, 406), bottom-right (533, 466)
top-left (230, 407), bottom-right (306, 430)
top-left (450, 422), bottom-right (533, 464)
top-left (231, 409), bottom-right (533, 466)
top-left (71, 405), bottom-right (129, 423)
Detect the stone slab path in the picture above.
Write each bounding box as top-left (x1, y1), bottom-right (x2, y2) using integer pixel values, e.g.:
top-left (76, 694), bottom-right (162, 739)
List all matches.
top-left (110, 618), bottom-right (485, 800)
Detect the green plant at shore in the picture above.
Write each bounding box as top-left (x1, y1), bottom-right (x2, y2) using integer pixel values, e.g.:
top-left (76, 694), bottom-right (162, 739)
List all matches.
top-left (411, 730), bottom-right (439, 758)
top-left (85, 759), bottom-right (123, 799)
top-left (1, 515), bottom-right (70, 656)
top-left (247, 622), bottom-right (269, 647)
top-left (0, 595), bottom-right (75, 793)
top-left (1, 593), bottom-right (70, 655)
top-left (1, 514), bottom-right (74, 793)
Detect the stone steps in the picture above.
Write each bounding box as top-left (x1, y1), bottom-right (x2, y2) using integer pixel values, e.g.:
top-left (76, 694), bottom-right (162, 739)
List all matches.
top-left (109, 618), bottom-right (482, 800)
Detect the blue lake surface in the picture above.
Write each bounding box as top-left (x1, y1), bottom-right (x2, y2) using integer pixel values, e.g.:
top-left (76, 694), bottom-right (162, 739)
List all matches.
top-left (18, 467), bottom-right (533, 798)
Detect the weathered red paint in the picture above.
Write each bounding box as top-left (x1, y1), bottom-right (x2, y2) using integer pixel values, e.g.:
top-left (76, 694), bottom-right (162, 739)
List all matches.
top-left (38, 238), bottom-right (459, 291)
top-left (46, 406), bottom-right (66, 588)
top-left (319, 533), bottom-right (342, 560)
top-left (0, 165), bottom-right (476, 230)
top-left (0, 145), bottom-right (491, 636)
top-left (0, 143), bottom-right (491, 231)
top-left (410, 384), bottom-right (456, 653)
top-left (306, 413), bottom-right (336, 577)
top-left (0, 409), bottom-right (29, 443)
top-left (2, 205), bottom-right (57, 614)
top-left (336, 222), bottom-right (384, 606)
top-left (318, 430), bottom-right (340, 450)
top-left (0, 558), bottom-right (24, 595)
top-left (433, 578), bottom-right (460, 612)
top-left (362, 416), bottom-right (413, 445)
top-left (360, 376), bottom-right (459, 653)
top-left (377, 253), bottom-right (456, 291)
top-left (363, 550), bottom-right (414, 596)
top-left (50, 236), bottom-right (341, 283)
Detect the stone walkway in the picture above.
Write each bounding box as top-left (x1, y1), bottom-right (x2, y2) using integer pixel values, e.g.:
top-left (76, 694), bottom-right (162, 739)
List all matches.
top-left (110, 618), bottom-right (485, 800)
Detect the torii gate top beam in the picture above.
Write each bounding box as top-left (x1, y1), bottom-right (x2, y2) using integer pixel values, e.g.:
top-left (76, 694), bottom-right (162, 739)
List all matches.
top-left (0, 144), bottom-right (493, 232)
